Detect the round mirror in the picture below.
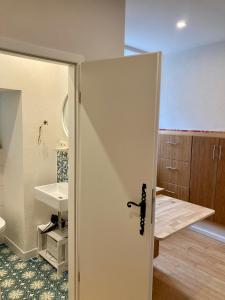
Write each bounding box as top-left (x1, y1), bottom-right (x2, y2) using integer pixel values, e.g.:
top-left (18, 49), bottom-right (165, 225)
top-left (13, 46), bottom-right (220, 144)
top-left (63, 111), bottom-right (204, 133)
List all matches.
top-left (62, 95), bottom-right (69, 137)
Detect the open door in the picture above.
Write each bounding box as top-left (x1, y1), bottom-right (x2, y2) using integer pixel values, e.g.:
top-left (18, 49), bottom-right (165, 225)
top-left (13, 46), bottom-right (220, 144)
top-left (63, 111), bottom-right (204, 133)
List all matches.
top-left (77, 54), bottom-right (161, 300)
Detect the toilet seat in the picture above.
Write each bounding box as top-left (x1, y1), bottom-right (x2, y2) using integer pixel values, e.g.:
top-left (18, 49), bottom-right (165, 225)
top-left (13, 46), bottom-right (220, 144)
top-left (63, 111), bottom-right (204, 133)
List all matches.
top-left (0, 217), bottom-right (6, 234)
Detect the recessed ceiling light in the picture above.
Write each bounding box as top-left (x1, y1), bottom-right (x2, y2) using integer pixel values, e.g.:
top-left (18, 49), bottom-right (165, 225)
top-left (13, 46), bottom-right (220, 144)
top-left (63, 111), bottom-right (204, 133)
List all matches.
top-left (176, 20), bottom-right (187, 29)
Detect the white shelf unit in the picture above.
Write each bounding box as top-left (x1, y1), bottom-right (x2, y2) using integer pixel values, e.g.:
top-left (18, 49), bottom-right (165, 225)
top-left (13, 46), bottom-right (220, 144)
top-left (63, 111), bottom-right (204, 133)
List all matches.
top-left (37, 224), bottom-right (68, 276)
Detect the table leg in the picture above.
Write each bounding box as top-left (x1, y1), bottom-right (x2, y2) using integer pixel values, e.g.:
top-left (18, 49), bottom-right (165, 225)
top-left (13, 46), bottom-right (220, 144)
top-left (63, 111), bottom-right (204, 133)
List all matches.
top-left (154, 238), bottom-right (159, 258)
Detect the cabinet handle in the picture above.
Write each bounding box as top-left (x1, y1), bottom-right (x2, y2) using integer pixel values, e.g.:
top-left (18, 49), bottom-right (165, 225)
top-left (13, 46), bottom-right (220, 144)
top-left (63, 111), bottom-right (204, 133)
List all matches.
top-left (166, 166), bottom-right (177, 171)
top-left (219, 146), bottom-right (222, 160)
top-left (166, 141), bottom-right (177, 145)
top-left (165, 190), bottom-right (176, 194)
top-left (213, 145), bottom-right (216, 160)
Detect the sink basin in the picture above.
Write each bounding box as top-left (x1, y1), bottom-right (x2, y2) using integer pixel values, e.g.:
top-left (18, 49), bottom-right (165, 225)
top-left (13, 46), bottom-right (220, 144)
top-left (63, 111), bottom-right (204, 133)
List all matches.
top-left (34, 182), bottom-right (68, 211)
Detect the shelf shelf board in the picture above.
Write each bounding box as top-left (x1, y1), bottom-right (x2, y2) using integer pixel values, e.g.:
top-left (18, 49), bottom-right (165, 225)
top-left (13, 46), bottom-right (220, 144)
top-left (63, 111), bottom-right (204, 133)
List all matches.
top-left (39, 249), bottom-right (67, 270)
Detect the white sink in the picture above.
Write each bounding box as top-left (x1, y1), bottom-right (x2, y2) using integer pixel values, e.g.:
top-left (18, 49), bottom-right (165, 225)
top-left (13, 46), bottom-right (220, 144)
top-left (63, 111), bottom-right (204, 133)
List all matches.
top-left (34, 182), bottom-right (68, 211)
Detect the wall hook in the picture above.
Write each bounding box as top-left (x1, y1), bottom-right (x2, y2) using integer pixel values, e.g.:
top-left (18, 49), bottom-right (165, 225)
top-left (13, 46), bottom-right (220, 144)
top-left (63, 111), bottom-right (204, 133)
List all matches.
top-left (38, 120), bottom-right (48, 145)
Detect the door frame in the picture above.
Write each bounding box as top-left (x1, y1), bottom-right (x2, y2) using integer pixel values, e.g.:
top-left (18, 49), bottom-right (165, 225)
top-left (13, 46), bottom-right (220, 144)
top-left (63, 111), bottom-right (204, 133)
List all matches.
top-left (0, 36), bottom-right (84, 300)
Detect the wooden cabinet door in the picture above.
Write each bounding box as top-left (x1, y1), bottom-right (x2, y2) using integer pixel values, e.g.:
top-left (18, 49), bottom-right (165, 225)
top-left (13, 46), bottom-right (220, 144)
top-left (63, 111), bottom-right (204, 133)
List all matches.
top-left (214, 139), bottom-right (225, 225)
top-left (190, 137), bottom-right (219, 209)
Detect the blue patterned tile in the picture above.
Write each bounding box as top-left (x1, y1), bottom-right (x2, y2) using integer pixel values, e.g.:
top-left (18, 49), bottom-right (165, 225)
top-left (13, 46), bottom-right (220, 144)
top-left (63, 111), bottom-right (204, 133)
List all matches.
top-left (0, 244), bottom-right (68, 299)
top-left (57, 151), bottom-right (68, 183)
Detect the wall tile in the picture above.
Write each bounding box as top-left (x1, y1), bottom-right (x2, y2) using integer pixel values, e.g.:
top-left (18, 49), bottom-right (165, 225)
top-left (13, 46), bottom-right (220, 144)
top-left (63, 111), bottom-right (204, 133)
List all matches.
top-left (57, 151), bottom-right (68, 182)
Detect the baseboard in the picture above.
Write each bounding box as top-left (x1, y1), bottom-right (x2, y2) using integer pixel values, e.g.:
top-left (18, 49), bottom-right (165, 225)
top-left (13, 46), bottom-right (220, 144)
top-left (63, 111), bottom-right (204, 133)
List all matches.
top-left (0, 235), bottom-right (5, 244)
top-left (190, 222), bottom-right (225, 243)
top-left (4, 236), bottom-right (38, 260)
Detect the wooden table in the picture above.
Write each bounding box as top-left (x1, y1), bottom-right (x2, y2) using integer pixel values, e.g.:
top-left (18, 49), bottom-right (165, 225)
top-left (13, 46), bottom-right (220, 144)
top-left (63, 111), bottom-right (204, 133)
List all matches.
top-left (156, 187), bottom-right (164, 195)
top-left (154, 195), bottom-right (215, 257)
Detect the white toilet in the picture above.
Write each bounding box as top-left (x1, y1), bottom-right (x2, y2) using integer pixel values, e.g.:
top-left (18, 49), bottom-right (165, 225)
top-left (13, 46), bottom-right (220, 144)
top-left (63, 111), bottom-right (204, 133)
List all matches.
top-left (0, 217), bottom-right (6, 242)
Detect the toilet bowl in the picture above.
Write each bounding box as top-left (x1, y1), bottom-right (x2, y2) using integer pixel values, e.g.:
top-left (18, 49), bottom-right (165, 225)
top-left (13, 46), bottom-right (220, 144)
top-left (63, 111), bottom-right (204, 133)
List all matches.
top-left (0, 217), bottom-right (6, 236)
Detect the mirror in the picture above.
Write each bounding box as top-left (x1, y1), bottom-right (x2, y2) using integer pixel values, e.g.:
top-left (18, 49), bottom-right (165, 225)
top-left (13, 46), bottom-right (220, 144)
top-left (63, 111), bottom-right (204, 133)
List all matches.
top-left (62, 95), bottom-right (69, 137)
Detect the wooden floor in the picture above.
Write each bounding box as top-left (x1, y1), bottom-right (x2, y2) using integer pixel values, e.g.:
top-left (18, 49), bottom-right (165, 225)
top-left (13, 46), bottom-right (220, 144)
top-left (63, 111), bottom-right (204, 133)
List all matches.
top-left (153, 228), bottom-right (225, 300)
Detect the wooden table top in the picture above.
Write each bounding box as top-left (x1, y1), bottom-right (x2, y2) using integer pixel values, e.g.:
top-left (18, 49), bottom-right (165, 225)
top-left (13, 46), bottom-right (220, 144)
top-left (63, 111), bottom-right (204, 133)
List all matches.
top-left (154, 195), bottom-right (215, 240)
top-left (156, 187), bottom-right (164, 195)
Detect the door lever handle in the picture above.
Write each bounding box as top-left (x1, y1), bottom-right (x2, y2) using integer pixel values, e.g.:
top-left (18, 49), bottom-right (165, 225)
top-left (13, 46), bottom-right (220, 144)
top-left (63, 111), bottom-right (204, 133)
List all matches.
top-left (127, 201), bottom-right (141, 208)
top-left (127, 183), bottom-right (147, 236)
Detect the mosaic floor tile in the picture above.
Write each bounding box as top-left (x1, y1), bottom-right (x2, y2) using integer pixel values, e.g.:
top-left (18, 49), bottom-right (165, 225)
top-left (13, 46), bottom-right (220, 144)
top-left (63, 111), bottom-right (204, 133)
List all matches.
top-left (0, 244), bottom-right (68, 299)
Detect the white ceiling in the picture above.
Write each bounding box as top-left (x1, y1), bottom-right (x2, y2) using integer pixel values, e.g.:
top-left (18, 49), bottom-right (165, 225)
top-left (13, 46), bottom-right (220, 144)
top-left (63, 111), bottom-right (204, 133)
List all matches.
top-left (125, 0), bottom-right (225, 54)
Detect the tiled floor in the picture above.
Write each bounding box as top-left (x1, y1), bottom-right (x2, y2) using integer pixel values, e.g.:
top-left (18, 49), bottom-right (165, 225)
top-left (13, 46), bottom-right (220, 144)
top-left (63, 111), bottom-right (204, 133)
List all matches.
top-left (0, 244), bottom-right (68, 299)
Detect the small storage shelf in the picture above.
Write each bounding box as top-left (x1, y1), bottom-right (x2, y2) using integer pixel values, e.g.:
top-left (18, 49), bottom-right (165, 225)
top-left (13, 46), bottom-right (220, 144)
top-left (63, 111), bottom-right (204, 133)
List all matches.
top-left (39, 249), bottom-right (59, 269)
top-left (37, 224), bottom-right (68, 276)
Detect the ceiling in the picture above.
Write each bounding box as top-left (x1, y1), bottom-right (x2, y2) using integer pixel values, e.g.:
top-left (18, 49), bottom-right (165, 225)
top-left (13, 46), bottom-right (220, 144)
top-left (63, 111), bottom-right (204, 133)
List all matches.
top-left (125, 0), bottom-right (225, 54)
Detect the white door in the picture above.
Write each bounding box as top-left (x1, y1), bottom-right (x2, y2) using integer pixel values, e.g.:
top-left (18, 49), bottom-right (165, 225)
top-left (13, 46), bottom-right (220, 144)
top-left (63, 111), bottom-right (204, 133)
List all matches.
top-left (77, 53), bottom-right (161, 300)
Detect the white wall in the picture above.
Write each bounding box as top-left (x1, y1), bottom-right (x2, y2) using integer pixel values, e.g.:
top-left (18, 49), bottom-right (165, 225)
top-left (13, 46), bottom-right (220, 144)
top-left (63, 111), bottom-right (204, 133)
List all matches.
top-left (160, 41), bottom-right (225, 130)
top-left (0, 130), bottom-right (4, 218)
top-left (0, 91), bottom-right (25, 249)
top-left (0, 0), bottom-right (125, 254)
top-left (0, 0), bottom-right (125, 60)
top-left (0, 53), bottom-right (68, 252)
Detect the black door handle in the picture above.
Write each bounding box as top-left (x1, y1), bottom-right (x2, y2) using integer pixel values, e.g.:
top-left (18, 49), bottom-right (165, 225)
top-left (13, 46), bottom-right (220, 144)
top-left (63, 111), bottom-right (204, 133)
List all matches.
top-left (127, 201), bottom-right (141, 208)
top-left (127, 184), bottom-right (147, 236)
